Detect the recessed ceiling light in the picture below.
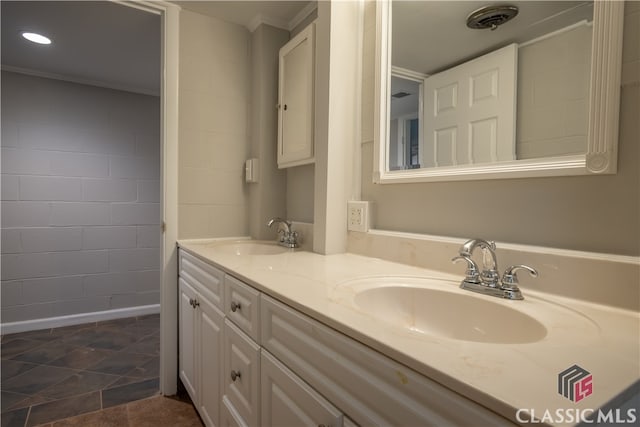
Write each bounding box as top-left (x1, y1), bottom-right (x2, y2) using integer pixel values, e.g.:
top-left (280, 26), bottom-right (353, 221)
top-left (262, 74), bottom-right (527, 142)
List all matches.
top-left (22, 32), bottom-right (52, 45)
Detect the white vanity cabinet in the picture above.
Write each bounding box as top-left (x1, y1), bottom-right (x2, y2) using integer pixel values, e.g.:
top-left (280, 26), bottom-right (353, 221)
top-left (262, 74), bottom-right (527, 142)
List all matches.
top-left (222, 273), bottom-right (354, 427)
top-left (261, 294), bottom-right (514, 426)
top-left (179, 252), bottom-right (225, 427)
top-left (277, 23), bottom-right (315, 168)
top-left (179, 248), bottom-right (513, 427)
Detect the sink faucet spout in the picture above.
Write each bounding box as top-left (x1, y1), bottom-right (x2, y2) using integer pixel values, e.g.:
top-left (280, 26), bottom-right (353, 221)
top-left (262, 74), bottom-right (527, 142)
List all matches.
top-left (267, 217), bottom-right (299, 249)
top-left (453, 238), bottom-right (537, 300)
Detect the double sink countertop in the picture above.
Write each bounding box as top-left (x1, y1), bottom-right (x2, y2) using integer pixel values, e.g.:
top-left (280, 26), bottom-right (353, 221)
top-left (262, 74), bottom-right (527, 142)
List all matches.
top-left (178, 238), bottom-right (639, 426)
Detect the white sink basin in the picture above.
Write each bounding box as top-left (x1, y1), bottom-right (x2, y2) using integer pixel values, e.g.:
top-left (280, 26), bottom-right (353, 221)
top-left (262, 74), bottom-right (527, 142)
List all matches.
top-left (209, 240), bottom-right (292, 256)
top-left (354, 284), bottom-right (547, 344)
top-left (334, 276), bottom-right (599, 345)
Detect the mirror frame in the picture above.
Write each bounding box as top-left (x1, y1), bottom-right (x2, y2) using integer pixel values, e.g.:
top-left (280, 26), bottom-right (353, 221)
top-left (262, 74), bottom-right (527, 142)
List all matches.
top-left (373, 0), bottom-right (625, 183)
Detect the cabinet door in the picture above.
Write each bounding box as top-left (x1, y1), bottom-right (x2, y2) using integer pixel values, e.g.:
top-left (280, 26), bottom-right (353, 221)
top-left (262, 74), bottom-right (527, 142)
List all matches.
top-left (199, 296), bottom-right (224, 427)
top-left (261, 350), bottom-right (344, 427)
top-left (278, 24), bottom-right (315, 168)
top-left (179, 278), bottom-right (198, 402)
top-left (223, 319), bottom-right (260, 427)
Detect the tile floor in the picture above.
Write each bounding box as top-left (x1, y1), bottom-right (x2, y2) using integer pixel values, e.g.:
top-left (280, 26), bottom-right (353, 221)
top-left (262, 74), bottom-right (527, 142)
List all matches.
top-left (0, 314), bottom-right (190, 427)
top-left (17, 395), bottom-right (203, 427)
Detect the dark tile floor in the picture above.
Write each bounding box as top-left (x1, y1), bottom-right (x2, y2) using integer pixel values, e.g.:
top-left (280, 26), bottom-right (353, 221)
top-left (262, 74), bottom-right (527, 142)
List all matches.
top-left (36, 394), bottom-right (202, 427)
top-left (1, 315), bottom-right (161, 427)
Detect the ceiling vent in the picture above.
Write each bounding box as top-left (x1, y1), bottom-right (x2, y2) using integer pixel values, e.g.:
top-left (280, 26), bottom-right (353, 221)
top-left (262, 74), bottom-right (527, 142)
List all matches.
top-left (466, 5), bottom-right (519, 30)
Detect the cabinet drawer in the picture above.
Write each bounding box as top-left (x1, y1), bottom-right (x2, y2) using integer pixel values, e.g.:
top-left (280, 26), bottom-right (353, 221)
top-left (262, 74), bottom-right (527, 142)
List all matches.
top-left (261, 295), bottom-right (513, 427)
top-left (261, 350), bottom-right (344, 427)
top-left (224, 275), bottom-right (260, 343)
top-left (221, 396), bottom-right (246, 427)
top-left (179, 250), bottom-right (225, 310)
top-left (223, 319), bottom-right (260, 427)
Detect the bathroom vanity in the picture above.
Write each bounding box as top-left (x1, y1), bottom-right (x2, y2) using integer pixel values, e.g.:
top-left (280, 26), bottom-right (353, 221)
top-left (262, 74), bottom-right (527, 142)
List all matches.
top-left (177, 238), bottom-right (639, 427)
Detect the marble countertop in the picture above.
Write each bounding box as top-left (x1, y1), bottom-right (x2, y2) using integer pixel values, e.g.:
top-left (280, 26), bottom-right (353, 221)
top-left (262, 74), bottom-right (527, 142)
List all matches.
top-left (178, 238), bottom-right (639, 426)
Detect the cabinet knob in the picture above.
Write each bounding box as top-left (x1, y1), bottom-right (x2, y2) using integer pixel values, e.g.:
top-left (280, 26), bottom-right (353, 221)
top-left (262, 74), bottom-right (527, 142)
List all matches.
top-left (230, 370), bottom-right (241, 382)
top-left (192, 299), bottom-right (200, 307)
top-left (230, 301), bottom-right (241, 312)
top-left (283, 104), bottom-right (288, 111)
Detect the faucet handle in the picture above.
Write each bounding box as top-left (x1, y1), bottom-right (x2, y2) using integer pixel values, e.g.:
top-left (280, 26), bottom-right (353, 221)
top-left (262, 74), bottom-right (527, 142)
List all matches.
top-left (452, 256), bottom-right (481, 284)
top-left (501, 265), bottom-right (538, 289)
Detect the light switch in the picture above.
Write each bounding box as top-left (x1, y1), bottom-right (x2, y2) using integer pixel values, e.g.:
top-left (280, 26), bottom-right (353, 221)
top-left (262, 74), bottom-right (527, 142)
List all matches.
top-left (245, 158), bottom-right (259, 183)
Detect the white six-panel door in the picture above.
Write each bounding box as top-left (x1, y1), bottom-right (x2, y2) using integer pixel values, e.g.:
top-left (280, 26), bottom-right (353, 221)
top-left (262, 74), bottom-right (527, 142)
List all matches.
top-left (423, 43), bottom-right (517, 167)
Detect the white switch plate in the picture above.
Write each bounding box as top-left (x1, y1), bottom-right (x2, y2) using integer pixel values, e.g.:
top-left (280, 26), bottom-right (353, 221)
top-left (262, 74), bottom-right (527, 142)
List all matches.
top-left (245, 158), bottom-right (259, 183)
top-left (347, 201), bottom-right (370, 232)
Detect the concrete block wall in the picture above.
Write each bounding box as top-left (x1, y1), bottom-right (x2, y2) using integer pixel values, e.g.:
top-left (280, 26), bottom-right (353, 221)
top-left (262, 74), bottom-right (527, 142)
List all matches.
top-left (1, 71), bottom-right (161, 324)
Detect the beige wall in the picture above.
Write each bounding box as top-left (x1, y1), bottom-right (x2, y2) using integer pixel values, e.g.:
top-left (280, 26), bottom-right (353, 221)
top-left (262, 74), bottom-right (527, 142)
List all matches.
top-left (286, 164), bottom-right (315, 222)
top-left (360, 1), bottom-right (640, 256)
top-left (249, 24), bottom-right (289, 240)
top-left (178, 10), bottom-right (251, 239)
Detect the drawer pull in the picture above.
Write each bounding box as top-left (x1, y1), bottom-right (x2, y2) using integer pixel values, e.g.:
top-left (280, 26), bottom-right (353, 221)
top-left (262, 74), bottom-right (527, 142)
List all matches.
top-left (230, 370), bottom-right (241, 382)
top-left (230, 301), bottom-right (242, 312)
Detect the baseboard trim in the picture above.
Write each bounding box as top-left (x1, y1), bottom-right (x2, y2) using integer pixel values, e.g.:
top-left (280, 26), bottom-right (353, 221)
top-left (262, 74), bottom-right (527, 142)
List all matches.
top-left (0, 304), bottom-right (161, 335)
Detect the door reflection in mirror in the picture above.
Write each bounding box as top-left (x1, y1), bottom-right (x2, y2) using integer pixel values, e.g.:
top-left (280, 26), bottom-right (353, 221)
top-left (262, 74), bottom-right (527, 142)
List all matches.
top-left (389, 70), bottom-right (423, 170)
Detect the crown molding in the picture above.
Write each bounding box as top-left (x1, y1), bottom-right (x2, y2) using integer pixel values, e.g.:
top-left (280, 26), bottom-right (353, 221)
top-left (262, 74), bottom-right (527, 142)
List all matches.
top-left (1, 64), bottom-right (159, 96)
top-left (288, 2), bottom-right (318, 31)
top-left (247, 2), bottom-right (318, 33)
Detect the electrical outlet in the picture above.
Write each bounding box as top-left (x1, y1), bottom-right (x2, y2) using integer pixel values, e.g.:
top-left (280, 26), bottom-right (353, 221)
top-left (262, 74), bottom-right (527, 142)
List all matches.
top-left (347, 201), bottom-right (369, 232)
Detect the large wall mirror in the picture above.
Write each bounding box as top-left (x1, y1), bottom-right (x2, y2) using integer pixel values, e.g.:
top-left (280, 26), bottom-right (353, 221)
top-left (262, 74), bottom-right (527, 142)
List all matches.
top-left (373, 0), bottom-right (625, 183)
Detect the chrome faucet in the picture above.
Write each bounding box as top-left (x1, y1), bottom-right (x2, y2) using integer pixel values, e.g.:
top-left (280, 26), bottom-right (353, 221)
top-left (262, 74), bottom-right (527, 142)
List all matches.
top-left (458, 238), bottom-right (500, 287)
top-left (452, 238), bottom-right (537, 300)
top-left (267, 217), bottom-right (299, 248)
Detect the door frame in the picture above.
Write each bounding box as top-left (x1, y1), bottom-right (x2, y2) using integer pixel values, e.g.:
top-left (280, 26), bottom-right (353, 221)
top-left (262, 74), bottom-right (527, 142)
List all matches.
top-left (116, 0), bottom-right (180, 395)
